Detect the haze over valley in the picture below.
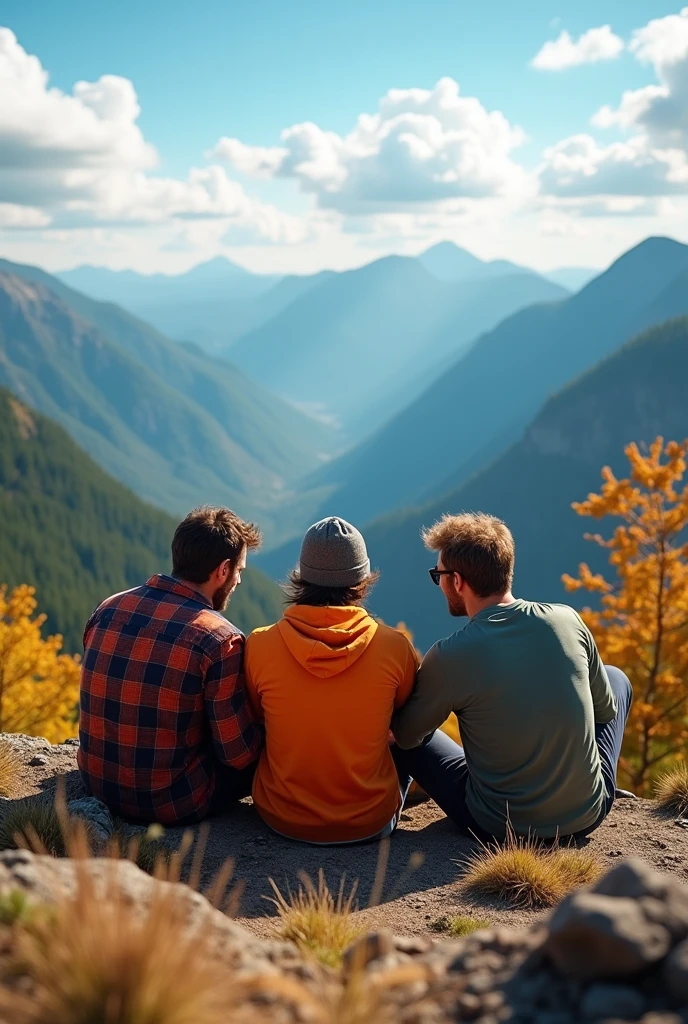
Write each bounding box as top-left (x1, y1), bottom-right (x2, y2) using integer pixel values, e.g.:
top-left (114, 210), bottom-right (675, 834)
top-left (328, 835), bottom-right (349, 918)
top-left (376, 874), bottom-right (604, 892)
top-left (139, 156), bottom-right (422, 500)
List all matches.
top-left (1, 232), bottom-right (687, 650)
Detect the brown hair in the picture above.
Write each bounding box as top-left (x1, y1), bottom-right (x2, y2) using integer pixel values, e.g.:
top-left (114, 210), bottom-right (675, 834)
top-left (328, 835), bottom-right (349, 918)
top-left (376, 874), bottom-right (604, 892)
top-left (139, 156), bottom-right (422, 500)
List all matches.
top-left (422, 512), bottom-right (514, 598)
top-left (282, 570), bottom-right (380, 607)
top-left (171, 506), bottom-right (261, 583)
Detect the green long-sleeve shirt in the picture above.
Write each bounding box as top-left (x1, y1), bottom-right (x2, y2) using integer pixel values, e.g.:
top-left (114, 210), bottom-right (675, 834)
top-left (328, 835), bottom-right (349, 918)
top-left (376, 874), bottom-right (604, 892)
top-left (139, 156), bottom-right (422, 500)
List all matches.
top-left (393, 600), bottom-right (617, 839)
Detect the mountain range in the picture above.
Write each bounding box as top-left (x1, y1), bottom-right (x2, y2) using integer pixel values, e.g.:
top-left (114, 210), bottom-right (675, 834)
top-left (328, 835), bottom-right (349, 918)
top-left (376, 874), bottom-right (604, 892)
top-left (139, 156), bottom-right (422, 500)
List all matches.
top-left (361, 315), bottom-right (688, 651)
top-left (0, 260), bottom-right (337, 543)
top-left (3, 233), bottom-right (688, 656)
top-left (0, 388), bottom-right (282, 652)
top-left (228, 255), bottom-right (568, 437)
top-left (59, 244), bottom-right (575, 372)
top-left (296, 236), bottom-right (688, 530)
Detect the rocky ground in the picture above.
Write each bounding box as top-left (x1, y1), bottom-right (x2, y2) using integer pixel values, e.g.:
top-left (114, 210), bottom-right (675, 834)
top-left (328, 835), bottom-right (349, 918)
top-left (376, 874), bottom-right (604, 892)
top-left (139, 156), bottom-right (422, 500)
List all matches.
top-left (3, 733), bottom-right (688, 940)
top-left (1, 842), bottom-right (688, 1022)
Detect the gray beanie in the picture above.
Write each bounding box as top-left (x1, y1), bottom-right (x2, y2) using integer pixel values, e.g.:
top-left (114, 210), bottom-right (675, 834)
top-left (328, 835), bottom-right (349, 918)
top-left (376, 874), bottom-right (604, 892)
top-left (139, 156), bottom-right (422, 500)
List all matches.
top-left (298, 517), bottom-right (370, 588)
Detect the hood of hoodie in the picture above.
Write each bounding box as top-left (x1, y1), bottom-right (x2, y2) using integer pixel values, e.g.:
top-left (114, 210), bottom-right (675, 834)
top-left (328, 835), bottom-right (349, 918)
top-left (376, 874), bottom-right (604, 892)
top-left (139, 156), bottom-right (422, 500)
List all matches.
top-left (277, 605), bottom-right (378, 679)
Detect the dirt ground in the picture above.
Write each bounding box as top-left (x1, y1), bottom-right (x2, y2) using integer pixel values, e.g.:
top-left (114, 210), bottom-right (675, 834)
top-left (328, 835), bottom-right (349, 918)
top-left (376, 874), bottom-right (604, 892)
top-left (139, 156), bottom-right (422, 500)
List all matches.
top-left (4, 734), bottom-right (688, 940)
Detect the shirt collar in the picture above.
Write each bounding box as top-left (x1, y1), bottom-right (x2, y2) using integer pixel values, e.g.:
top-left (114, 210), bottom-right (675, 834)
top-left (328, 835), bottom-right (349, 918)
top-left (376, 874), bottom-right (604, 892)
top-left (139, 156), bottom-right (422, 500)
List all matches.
top-left (146, 574), bottom-right (213, 608)
top-left (471, 599), bottom-right (523, 622)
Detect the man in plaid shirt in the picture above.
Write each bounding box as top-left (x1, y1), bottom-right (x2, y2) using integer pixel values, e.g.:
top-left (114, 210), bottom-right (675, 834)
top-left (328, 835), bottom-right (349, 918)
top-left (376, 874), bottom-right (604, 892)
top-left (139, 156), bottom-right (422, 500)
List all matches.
top-left (78, 506), bottom-right (264, 825)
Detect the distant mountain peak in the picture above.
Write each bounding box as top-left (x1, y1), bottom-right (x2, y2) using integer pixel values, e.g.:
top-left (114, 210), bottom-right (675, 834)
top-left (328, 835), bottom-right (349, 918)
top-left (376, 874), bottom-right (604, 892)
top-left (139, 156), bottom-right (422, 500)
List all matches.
top-left (417, 240), bottom-right (532, 283)
top-left (422, 239), bottom-right (481, 257)
top-left (182, 254), bottom-right (254, 280)
top-left (578, 235), bottom-right (688, 298)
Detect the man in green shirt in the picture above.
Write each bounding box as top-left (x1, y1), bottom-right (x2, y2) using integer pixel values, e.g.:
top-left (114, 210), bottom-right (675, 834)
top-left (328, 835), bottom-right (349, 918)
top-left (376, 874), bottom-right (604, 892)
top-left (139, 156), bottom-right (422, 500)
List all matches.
top-left (392, 512), bottom-right (632, 840)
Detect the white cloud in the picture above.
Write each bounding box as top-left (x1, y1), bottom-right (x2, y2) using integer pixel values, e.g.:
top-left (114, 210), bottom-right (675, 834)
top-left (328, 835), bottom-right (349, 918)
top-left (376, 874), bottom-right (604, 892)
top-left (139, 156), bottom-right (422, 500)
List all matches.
top-left (531, 26), bottom-right (624, 71)
top-left (593, 8), bottom-right (688, 148)
top-left (0, 28), bottom-right (302, 242)
top-left (538, 10), bottom-right (688, 203)
top-left (212, 77), bottom-right (532, 214)
top-left (0, 203), bottom-right (51, 228)
top-left (539, 134), bottom-right (688, 198)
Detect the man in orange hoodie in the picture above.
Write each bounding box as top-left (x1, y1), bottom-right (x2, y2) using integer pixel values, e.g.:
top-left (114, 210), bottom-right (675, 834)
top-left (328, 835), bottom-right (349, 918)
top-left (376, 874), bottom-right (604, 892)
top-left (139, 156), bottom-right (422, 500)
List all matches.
top-left (244, 517), bottom-right (418, 844)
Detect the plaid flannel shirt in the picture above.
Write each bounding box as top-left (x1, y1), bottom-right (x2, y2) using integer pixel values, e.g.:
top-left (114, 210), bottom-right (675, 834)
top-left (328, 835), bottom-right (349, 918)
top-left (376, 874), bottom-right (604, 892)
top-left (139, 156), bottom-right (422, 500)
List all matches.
top-left (78, 574), bottom-right (262, 824)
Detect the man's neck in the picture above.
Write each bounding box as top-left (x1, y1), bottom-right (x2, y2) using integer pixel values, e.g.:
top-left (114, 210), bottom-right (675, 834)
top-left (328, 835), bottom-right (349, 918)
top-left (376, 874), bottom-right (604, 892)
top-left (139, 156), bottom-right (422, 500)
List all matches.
top-left (178, 576), bottom-right (215, 606)
top-left (466, 591), bottom-right (516, 619)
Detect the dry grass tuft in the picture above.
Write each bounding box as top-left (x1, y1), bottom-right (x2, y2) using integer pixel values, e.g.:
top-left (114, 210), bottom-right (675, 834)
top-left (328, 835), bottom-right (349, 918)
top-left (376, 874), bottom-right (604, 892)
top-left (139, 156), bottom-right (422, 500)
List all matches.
top-left (430, 914), bottom-right (491, 937)
top-left (268, 870), bottom-right (364, 967)
top-left (0, 740), bottom-right (20, 799)
top-left (0, 797), bottom-right (94, 857)
top-left (655, 764), bottom-right (688, 815)
top-left (458, 831), bottom-right (601, 909)
top-left (2, 861), bottom-right (250, 1024)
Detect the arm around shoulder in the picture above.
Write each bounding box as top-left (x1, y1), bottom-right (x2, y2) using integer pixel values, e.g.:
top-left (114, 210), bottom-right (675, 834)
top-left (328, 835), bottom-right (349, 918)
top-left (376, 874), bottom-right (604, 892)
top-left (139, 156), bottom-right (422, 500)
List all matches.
top-left (205, 631), bottom-right (262, 768)
top-left (392, 642), bottom-right (454, 749)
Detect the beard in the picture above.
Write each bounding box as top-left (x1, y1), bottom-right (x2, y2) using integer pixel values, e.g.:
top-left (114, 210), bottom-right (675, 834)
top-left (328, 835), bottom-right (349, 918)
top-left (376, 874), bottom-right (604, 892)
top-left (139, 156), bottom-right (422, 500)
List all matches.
top-left (447, 592), bottom-right (468, 618)
top-left (212, 577), bottom-right (235, 611)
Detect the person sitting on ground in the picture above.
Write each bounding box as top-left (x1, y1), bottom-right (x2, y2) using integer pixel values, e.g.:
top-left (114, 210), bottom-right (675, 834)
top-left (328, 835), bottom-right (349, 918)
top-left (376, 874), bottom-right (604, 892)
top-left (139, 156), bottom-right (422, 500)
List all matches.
top-left (244, 516), bottom-right (418, 844)
top-left (78, 506), bottom-right (263, 826)
top-left (391, 512), bottom-right (633, 842)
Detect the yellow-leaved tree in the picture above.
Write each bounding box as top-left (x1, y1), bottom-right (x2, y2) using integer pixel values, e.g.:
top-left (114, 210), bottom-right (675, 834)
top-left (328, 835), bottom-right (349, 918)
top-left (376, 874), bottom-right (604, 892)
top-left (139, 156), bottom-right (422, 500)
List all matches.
top-left (0, 584), bottom-right (80, 742)
top-left (563, 438), bottom-right (688, 795)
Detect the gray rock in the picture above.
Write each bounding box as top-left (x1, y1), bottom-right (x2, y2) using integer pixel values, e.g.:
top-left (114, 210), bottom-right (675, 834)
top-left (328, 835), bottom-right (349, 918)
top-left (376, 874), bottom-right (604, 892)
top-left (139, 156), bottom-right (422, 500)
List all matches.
top-left (590, 860), bottom-right (688, 942)
top-left (546, 891), bottom-right (672, 981)
top-left (393, 935), bottom-right (433, 955)
top-left (67, 796), bottom-right (115, 845)
top-left (664, 939), bottom-right (688, 1002)
top-left (593, 859), bottom-right (670, 901)
top-left (342, 929), bottom-right (395, 970)
top-left (580, 982), bottom-right (646, 1020)
top-left (641, 894), bottom-right (688, 943)
top-left (615, 788), bottom-right (638, 799)
top-left (0, 849), bottom-right (296, 975)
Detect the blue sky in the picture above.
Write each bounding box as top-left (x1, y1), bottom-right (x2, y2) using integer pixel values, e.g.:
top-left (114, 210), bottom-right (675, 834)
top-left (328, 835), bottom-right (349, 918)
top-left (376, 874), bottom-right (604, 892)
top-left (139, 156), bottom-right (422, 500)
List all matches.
top-left (1, 0), bottom-right (687, 274)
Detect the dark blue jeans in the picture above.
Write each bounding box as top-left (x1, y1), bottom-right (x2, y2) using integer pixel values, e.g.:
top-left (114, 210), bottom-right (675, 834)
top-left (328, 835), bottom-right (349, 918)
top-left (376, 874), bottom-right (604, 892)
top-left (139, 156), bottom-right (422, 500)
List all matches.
top-left (392, 666), bottom-right (633, 841)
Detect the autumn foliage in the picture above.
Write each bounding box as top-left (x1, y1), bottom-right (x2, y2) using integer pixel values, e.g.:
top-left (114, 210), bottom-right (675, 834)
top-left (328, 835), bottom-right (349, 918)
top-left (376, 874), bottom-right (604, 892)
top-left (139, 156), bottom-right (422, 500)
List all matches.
top-left (0, 584), bottom-right (80, 743)
top-left (563, 438), bottom-right (688, 794)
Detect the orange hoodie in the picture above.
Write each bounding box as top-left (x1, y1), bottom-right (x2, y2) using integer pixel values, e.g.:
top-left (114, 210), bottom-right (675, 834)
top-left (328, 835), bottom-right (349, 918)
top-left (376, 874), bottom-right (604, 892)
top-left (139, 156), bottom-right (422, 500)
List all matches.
top-left (244, 605), bottom-right (418, 843)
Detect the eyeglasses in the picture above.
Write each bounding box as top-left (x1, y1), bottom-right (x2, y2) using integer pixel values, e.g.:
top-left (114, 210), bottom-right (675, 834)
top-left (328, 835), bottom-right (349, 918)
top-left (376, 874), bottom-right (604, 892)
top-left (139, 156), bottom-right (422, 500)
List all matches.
top-left (428, 567), bottom-right (457, 586)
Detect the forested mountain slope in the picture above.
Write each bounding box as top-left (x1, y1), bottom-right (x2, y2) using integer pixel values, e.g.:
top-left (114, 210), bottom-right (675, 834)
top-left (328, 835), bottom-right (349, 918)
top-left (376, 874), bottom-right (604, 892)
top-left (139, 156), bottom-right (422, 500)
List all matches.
top-left (0, 263), bottom-right (337, 542)
top-left (0, 389), bottom-right (283, 652)
top-left (364, 316), bottom-right (688, 651)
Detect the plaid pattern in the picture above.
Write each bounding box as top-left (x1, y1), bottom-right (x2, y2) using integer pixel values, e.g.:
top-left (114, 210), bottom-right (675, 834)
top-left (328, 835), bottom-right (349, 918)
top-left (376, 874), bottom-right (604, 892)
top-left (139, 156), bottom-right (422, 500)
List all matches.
top-left (78, 574), bottom-right (262, 824)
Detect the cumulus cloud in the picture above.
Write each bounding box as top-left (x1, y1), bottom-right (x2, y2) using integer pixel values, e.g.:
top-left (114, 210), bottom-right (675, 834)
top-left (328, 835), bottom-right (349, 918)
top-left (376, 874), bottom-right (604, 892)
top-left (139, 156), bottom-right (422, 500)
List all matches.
top-left (531, 26), bottom-right (624, 71)
top-left (0, 27), bottom-right (302, 242)
top-left (539, 134), bottom-right (688, 198)
top-left (538, 10), bottom-right (688, 204)
top-left (212, 77), bottom-right (532, 214)
top-left (593, 8), bottom-right (688, 148)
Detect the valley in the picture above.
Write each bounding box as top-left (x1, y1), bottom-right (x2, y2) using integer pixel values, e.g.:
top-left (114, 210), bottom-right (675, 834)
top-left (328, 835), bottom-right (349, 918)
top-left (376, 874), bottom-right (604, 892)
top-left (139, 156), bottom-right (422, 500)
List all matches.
top-left (2, 237), bottom-right (687, 651)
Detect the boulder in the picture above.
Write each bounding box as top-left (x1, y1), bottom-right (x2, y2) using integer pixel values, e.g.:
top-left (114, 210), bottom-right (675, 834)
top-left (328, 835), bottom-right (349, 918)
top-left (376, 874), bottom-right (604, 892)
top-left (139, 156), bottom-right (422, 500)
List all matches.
top-left (579, 982), bottom-right (646, 1020)
top-left (342, 929), bottom-right (395, 970)
top-left (545, 891), bottom-right (671, 981)
top-left (0, 849), bottom-right (303, 977)
top-left (663, 938), bottom-right (688, 1002)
